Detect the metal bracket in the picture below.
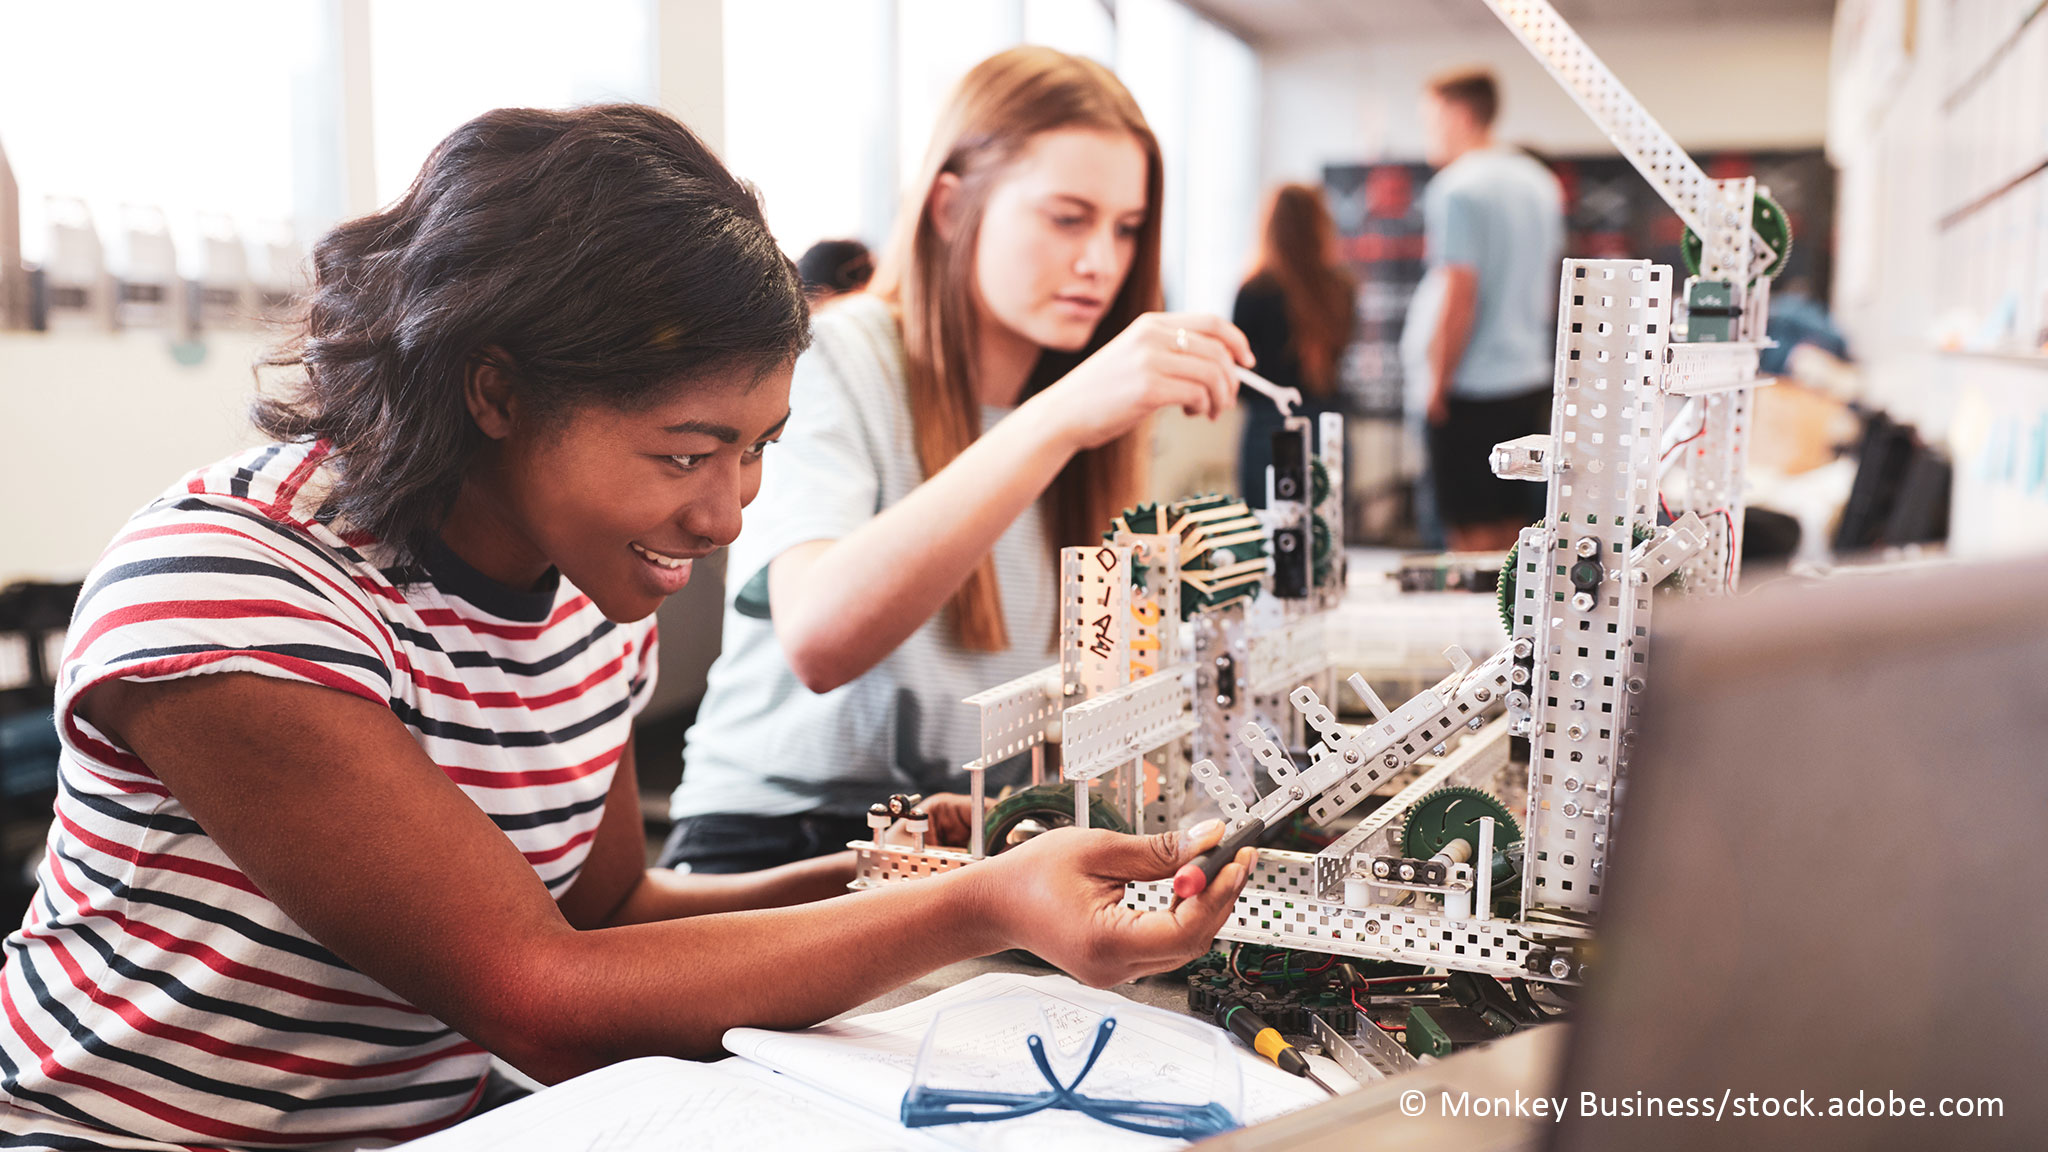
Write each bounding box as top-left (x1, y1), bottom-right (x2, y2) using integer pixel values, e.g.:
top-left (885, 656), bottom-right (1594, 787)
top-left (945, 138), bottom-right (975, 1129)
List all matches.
top-left (1630, 512), bottom-right (1709, 589)
top-left (1061, 665), bottom-right (1196, 781)
top-left (1489, 433), bottom-right (1554, 481)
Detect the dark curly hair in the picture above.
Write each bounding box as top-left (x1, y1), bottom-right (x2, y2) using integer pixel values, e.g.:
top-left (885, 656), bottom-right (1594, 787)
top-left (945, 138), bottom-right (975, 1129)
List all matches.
top-left (256, 103), bottom-right (809, 555)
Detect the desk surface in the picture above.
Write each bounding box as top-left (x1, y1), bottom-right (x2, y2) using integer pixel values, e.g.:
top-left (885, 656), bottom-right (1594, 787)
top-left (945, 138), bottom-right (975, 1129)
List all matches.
top-left (839, 952), bottom-right (1568, 1152)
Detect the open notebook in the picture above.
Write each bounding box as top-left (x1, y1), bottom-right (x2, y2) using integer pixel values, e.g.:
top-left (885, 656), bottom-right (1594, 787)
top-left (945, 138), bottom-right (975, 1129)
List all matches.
top-left (393, 973), bottom-right (1324, 1152)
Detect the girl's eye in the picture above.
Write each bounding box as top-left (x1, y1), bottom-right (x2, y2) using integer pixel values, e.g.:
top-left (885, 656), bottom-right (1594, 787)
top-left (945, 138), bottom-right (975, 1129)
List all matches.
top-left (1116, 222), bottom-right (1141, 240)
top-left (743, 440), bottom-right (774, 461)
top-left (668, 453), bottom-right (710, 470)
top-left (1053, 214), bottom-right (1087, 229)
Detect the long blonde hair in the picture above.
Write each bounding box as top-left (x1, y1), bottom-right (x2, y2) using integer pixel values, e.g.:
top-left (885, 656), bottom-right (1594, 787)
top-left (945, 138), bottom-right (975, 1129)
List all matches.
top-left (870, 46), bottom-right (1160, 652)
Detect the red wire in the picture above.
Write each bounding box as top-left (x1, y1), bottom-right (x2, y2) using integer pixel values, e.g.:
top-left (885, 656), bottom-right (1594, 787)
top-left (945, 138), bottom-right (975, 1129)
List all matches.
top-left (1661, 422), bottom-right (1707, 465)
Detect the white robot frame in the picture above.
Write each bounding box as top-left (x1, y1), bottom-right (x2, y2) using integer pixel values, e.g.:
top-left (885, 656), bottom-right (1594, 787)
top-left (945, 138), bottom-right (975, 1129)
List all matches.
top-left (849, 0), bottom-right (1784, 987)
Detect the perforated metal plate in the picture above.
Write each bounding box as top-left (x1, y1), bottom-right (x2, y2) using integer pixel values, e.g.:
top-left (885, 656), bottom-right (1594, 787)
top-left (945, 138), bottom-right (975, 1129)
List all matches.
top-left (1061, 665), bottom-right (1196, 781)
top-left (1514, 259), bottom-right (1671, 915)
top-left (1060, 545), bottom-right (1131, 702)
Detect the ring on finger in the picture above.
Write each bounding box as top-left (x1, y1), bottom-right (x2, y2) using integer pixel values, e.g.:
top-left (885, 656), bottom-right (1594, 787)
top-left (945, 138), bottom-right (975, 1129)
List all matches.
top-left (1173, 326), bottom-right (1189, 353)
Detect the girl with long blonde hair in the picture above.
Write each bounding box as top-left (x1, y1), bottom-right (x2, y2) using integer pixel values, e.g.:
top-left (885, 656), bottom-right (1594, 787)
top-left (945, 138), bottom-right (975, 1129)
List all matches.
top-left (666, 46), bottom-right (1252, 871)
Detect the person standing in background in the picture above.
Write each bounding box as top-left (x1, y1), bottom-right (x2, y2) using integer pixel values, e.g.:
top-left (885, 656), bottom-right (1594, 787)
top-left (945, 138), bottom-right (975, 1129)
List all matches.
top-left (1401, 66), bottom-right (1563, 552)
top-left (1233, 184), bottom-right (1356, 506)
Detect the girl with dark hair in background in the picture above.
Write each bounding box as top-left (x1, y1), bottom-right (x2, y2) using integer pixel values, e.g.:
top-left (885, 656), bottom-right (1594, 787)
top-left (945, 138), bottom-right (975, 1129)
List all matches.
top-left (0, 104), bottom-right (1252, 1151)
top-left (1234, 183), bottom-right (1357, 506)
top-left (663, 47), bottom-right (1256, 873)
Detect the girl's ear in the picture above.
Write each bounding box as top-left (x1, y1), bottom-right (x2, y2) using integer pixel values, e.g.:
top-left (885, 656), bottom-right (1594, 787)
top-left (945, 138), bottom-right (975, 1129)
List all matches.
top-left (463, 350), bottom-right (520, 440)
top-left (929, 173), bottom-right (965, 244)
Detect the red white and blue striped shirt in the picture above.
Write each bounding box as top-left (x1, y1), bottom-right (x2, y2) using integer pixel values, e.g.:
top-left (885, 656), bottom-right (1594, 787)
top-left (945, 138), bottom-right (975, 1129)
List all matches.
top-left (0, 441), bottom-right (657, 1149)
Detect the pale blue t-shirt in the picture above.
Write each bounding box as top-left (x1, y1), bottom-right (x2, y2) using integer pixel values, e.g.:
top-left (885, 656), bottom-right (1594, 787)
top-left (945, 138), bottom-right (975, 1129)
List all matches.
top-left (1406, 147), bottom-right (1565, 400)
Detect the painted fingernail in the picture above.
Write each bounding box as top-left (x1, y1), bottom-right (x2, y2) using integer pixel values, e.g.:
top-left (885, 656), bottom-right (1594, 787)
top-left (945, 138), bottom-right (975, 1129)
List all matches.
top-left (1179, 819), bottom-right (1223, 853)
top-left (1172, 865), bottom-right (1206, 900)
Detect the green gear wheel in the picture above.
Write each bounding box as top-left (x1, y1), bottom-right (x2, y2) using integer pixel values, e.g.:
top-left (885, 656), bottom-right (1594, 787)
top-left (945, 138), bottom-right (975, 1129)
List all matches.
top-left (984, 783), bottom-right (1130, 851)
top-left (1311, 514), bottom-right (1332, 584)
top-left (1310, 457), bottom-right (1331, 506)
top-left (1107, 493), bottom-right (1268, 620)
top-left (1401, 786), bottom-right (1521, 861)
top-left (1681, 190), bottom-right (1793, 282)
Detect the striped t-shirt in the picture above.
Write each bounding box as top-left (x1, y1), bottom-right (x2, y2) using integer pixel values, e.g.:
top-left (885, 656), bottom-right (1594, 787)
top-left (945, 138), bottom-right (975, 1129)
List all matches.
top-left (0, 440), bottom-right (657, 1150)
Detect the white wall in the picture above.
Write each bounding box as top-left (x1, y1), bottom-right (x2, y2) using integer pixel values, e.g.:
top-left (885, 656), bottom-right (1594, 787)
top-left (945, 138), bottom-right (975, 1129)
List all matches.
top-left (1259, 16), bottom-right (1835, 181)
top-left (1828, 0), bottom-right (2048, 558)
top-left (0, 332), bottom-right (272, 583)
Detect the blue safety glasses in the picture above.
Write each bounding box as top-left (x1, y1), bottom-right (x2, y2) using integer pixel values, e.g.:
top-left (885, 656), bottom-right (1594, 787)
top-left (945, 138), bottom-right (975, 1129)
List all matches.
top-left (900, 995), bottom-right (1242, 1140)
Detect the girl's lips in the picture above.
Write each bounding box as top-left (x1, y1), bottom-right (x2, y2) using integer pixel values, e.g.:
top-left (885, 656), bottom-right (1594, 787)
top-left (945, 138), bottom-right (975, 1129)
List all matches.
top-left (630, 542), bottom-right (695, 595)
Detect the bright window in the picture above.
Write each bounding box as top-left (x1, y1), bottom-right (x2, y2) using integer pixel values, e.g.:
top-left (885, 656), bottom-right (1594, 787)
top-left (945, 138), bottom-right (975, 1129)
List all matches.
top-left (368, 0), bottom-right (654, 207)
top-left (724, 0), bottom-right (897, 255)
top-left (0, 1), bottom-right (319, 275)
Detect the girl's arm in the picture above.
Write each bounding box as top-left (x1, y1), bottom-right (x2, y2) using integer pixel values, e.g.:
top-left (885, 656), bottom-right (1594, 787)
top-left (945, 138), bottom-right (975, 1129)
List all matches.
top-left (554, 739), bottom-right (857, 929)
top-left (79, 672), bottom-right (1251, 1084)
top-left (772, 311), bottom-right (1252, 692)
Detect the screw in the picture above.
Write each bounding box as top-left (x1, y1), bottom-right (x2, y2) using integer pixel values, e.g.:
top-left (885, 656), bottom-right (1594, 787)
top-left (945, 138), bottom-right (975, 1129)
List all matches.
top-left (1571, 592), bottom-right (1595, 612)
top-left (1510, 665), bottom-right (1530, 685)
top-left (1398, 862), bottom-right (1417, 881)
top-left (1383, 753), bottom-right (1399, 768)
top-left (1364, 919), bottom-right (1381, 934)
top-left (1569, 671), bottom-right (1590, 689)
top-left (1468, 716), bottom-right (1484, 730)
top-left (1475, 687), bottom-right (1492, 702)
top-left (1512, 638), bottom-right (1534, 659)
top-left (1562, 801), bottom-right (1581, 818)
top-left (1574, 536), bottom-right (1599, 558)
top-left (1591, 859), bottom-right (1604, 876)
top-left (1627, 677), bottom-right (1647, 694)
top-left (1566, 723), bottom-right (1586, 741)
top-left (1563, 776), bottom-right (1582, 792)
top-left (1343, 748), bottom-right (1362, 765)
top-left (1550, 954), bottom-right (1574, 980)
top-left (1288, 786), bottom-right (1304, 800)
top-left (1373, 859), bottom-right (1392, 878)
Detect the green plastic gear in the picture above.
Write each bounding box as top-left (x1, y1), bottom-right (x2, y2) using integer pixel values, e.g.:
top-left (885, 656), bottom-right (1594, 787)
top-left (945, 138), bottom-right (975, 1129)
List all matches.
top-left (1107, 493), bottom-right (1268, 620)
top-left (984, 783), bottom-right (1130, 852)
top-left (1681, 190), bottom-right (1793, 282)
top-left (1310, 457), bottom-right (1331, 506)
top-left (1401, 786), bottom-right (1522, 861)
top-left (1311, 514), bottom-right (1332, 584)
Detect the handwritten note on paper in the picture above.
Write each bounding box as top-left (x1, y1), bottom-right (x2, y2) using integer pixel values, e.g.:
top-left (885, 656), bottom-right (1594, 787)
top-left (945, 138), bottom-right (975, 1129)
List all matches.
top-left (390, 1057), bottom-right (949, 1152)
top-left (722, 972), bottom-right (1326, 1152)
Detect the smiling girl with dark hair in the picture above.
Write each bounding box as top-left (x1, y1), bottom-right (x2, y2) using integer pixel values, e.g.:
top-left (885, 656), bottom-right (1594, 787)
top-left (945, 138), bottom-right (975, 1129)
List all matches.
top-left (0, 103), bottom-right (1251, 1151)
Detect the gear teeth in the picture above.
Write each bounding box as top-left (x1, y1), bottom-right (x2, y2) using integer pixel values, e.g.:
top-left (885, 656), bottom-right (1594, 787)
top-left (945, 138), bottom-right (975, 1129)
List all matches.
top-left (1400, 785), bottom-right (1522, 861)
top-left (1107, 492), bottom-right (1269, 619)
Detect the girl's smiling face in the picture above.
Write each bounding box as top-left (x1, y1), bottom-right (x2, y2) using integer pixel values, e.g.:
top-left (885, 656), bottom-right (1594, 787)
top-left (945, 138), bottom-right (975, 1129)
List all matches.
top-left (446, 359), bottom-right (794, 623)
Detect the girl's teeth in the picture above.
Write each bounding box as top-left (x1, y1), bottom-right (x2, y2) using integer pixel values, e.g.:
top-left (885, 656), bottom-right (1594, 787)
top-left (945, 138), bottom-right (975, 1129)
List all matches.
top-left (633, 544), bottom-right (687, 570)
